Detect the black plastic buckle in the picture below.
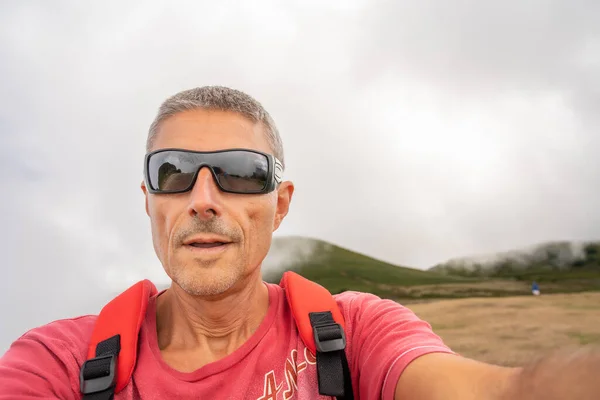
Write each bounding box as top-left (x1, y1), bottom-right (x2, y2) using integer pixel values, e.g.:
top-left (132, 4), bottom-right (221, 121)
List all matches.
top-left (79, 354), bottom-right (117, 394)
top-left (313, 323), bottom-right (347, 353)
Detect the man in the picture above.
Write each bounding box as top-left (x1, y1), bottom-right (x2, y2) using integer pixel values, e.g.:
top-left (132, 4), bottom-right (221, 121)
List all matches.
top-left (1, 86), bottom-right (598, 399)
top-left (532, 281), bottom-right (541, 296)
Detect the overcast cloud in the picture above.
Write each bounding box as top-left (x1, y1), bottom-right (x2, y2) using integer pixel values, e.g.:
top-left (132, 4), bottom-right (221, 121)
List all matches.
top-left (1, 0), bottom-right (599, 352)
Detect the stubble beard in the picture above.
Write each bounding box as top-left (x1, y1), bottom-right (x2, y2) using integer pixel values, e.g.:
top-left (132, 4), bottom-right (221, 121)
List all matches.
top-left (170, 255), bottom-right (249, 297)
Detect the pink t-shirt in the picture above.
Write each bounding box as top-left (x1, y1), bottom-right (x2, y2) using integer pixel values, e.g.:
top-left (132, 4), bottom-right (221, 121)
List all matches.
top-left (0, 283), bottom-right (453, 399)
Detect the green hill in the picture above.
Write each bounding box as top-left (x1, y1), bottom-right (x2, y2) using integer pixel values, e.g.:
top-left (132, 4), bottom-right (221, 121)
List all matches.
top-left (262, 236), bottom-right (472, 299)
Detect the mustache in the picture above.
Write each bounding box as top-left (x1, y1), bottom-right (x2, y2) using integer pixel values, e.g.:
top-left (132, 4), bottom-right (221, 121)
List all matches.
top-left (174, 218), bottom-right (242, 245)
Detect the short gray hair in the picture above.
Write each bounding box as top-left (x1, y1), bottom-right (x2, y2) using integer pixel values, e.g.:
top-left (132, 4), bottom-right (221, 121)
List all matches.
top-left (147, 86), bottom-right (285, 169)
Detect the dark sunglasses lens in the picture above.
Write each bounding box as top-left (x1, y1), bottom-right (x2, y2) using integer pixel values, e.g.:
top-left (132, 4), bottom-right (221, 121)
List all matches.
top-left (148, 150), bottom-right (270, 193)
top-left (211, 151), bottom-right (269, 192)
top-left (148, 151), bottom-right (197, 192)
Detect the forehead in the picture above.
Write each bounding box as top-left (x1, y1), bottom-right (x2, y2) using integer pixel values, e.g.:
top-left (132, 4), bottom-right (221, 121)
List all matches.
top-left (151, 109), bottom-right (272, 154)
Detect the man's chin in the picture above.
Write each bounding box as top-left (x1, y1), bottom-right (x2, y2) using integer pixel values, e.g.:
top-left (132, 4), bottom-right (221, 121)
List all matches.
top-left (172, 269), bottom-right (241, 297)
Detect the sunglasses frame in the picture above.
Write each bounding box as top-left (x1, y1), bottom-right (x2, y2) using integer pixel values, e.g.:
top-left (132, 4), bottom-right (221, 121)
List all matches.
top-left (143, 148), bottom-right (284, 195)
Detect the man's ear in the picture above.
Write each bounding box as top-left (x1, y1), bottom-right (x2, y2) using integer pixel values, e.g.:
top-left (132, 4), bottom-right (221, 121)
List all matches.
top-left (273, 181), bottom-right (294, 232)
top-left (141, 180), bottom-right (150, 216)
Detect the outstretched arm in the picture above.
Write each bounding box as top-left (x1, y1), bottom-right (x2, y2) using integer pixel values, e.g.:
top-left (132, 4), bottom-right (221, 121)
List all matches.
top-left (501, 347), bottom-right (600, 400)
top-left (395, 347), bottom-right (600, 400)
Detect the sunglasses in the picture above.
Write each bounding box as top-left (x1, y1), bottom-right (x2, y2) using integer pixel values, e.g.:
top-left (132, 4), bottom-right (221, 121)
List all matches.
top-left (144, 148), bottom-right (284, 195)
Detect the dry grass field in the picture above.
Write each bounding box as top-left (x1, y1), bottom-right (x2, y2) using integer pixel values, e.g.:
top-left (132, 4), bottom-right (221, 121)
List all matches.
top-left (406, 291), bottom-right (600, 367)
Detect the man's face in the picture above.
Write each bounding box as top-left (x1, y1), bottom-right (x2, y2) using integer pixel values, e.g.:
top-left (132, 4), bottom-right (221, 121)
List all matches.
top-left (141, 109), bottom-right (293, 296)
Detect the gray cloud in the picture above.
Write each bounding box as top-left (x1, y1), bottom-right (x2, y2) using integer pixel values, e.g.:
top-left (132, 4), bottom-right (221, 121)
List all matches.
top-left (1, 0), bottom-right (599, 351)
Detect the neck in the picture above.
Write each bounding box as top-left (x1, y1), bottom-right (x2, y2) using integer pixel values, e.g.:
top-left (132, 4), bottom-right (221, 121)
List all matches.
top-left (155, 270), bottom-right (269, 372)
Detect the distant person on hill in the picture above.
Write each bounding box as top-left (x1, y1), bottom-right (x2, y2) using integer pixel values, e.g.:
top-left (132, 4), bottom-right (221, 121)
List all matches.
top-left (2, 86), bottom-right (600, 399)
top-left (532, 281), bottom-right (541, 296)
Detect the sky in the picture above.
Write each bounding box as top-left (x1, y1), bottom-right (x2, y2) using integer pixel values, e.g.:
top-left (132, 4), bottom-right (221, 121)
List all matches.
top-left (1, 0), bottom-right (599, 352)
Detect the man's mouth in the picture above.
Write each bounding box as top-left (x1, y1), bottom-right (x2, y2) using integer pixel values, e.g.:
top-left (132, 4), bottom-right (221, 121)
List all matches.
top-left (182, 236), bottom-right (233, 250)
top-left (188, 242), bottom-right (227, 248)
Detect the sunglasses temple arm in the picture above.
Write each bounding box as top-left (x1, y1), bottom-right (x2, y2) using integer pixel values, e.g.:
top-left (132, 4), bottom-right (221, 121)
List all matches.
top-left (274, 158), bottom-right (284, 184)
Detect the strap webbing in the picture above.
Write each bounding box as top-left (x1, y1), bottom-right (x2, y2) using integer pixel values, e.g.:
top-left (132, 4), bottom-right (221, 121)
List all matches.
top-left (310, 312), bottom-right (354, 400)
top-left (83, 388), bottom-right (114, 400)
top-left (81, 335), bottom-right (121, 400)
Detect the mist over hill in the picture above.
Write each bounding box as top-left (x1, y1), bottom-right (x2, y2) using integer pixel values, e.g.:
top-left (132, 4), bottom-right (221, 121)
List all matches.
top-left (262, 236), bottom-right (331, 276)
top-left (429, 240), bottom-right (600, 279)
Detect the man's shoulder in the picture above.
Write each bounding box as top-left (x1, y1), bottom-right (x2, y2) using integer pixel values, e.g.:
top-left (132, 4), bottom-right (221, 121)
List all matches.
top-left (332, 289), bottom-right (381, 302)
top-left (274, 278), bottom-right (412, 318)
top-left (272, 281), bottom-right (422, 332)
top-left (22, 314), bottom-right (98, 338)
top-left (0, 315), bottom-right (99, 397)
top-left (12, 314), bottom-right (98, 360)
top-left (332, 289), bottom-right (426, 329)
top-left (333, 289), bottom-right (402, 312)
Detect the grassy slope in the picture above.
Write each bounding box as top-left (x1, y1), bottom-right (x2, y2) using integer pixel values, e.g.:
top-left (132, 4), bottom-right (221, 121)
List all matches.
top-left (263, 238), bottom-right (473, 299)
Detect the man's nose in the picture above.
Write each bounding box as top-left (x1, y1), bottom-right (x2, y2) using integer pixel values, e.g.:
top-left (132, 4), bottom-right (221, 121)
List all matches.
top-left (187, 167), bottom-right (222, 219)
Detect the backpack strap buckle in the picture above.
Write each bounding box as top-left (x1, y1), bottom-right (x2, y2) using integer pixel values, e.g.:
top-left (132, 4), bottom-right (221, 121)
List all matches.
top-left (79, 353), bottom-right (117, 394)
top-left (313, 321), bottom-right (347, 353)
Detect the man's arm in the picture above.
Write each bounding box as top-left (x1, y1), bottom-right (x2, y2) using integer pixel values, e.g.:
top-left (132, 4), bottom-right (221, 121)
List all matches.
top-left (394, 353), bottom-right (518, 400)
top-left (395, 347), bottom-right (600, 400)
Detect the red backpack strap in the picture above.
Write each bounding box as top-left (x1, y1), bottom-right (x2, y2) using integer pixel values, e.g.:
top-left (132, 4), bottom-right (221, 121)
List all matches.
top-left (80, 279), bottom-right (157, 399)
top-left (280, 271), bottom-right (354, 399)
